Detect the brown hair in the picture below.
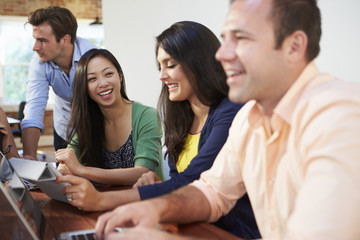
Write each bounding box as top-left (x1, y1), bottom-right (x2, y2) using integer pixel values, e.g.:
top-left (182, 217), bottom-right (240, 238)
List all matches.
top-left (271, 0), bottom-right (321, 61)
top-left (27, 6), bottom-right (77, 44)
top-left (230, 0), bottom-right (321, 61)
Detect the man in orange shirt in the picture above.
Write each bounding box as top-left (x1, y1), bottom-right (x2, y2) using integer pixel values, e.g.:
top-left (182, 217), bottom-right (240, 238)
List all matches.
top-left (95, 0), bottom-right (360, 239)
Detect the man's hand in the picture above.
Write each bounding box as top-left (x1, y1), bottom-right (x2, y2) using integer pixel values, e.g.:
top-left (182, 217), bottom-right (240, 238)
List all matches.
top-left (104, 227), bottom-right (191, 240)
top-left (95, 201), bottom-right (160, 239)
top-left (21, 155), bottom-right (37, 160)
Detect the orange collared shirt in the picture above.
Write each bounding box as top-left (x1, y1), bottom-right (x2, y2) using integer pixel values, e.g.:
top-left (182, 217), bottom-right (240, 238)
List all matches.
top-left (192, 62), bottom-right (360, 239)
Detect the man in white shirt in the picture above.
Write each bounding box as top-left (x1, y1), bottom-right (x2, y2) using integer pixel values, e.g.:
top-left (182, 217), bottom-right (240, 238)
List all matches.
top-left (21, 6), bottom-right (96, 160)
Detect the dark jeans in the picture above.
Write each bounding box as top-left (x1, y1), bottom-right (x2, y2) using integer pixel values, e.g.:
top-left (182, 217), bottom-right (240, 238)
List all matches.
top-left (53, 129), bottom-right (67, 151)
top-left (53, 129), bottom-right (67, 167)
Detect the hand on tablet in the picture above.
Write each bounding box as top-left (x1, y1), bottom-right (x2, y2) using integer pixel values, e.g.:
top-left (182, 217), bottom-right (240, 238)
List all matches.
top-left (56, 175), bottom-right (102, 211)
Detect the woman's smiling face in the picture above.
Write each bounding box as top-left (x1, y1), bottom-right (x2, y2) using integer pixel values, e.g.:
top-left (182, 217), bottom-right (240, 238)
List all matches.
top-left (157, 47), bottom-right (195, 103)
top-left (86, 55), bottom-right (122, 107)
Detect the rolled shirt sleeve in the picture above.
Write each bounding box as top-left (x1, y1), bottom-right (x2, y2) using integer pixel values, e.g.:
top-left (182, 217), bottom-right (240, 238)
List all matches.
top-left (21, 54), bottom-right (50, 131)
top-left (191, 64), bottom-right (360, 239)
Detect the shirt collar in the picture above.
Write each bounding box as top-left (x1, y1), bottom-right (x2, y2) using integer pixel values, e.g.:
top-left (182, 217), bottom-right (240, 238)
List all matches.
top-left (48, 38), bottom-right (81, 69)
top-left (248, 62), bottom-right (320, 131)
top-left (274, 61), bottom-right (320, 125)
top-left (72, 38), bottom-right (81, 64)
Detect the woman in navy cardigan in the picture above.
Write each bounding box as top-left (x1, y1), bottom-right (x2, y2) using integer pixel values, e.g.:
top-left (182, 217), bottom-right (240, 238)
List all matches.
top-left (135, 21), bottom-right (259, 239)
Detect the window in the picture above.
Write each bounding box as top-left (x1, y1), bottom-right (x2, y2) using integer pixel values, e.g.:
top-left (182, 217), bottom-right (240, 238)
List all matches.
top-left (0, 17), bottom-right (104, 106)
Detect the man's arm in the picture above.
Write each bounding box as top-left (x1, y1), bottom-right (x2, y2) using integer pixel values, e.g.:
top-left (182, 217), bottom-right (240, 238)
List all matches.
top-left (22, 127), bottom-right (41, 160)
top-left (157, 185), bottom-right (211, 224)
top-left (95, 185), bottom-right (211, 238)
top-left (21, 55), bottom-right (51, 160)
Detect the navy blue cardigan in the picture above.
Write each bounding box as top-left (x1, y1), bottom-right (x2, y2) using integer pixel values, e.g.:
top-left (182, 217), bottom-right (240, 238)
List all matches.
top-left (138, 98), bottom-right (260, 239)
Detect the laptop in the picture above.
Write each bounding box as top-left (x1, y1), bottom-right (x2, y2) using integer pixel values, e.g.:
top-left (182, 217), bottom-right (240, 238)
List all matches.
top-left (0, 151), bottom-right (125, 240)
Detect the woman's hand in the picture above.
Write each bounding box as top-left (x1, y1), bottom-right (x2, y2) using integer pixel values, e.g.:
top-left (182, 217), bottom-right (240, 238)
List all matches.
top-left (133, 171), bottom-right (162, 188)
top-left (56, 175), bottom-right (103, 212)
top-left (55, 148), bottom-right (84, 176)
top-left (57, 163), bottom-right (72, 175)
top-left (0, 123), bottom-right (10, 151)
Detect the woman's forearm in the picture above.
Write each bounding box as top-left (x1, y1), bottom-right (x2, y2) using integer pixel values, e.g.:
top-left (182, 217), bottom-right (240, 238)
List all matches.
top-left (78, 165), bottom-right (151, 186)
top-left (95, 188), bottom-right (142, 211)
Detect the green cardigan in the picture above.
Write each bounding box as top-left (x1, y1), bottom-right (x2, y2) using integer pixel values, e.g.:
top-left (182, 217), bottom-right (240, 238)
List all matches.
top-left (68, 101), bottom-right (164, 181)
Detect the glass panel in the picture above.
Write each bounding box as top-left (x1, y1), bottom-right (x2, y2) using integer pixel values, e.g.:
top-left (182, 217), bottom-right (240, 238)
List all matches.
top-left (4, 65), bottom-right (27, 104)
top-left (5, 37), bottom-right (33, 63)
top-left (2, 21), bottom-right (33, 63)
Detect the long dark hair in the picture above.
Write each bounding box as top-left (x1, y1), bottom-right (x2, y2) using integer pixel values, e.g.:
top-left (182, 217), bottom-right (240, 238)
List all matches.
top-left (67, 48), bottom-right (129, 167)
top-left (156, 21), bottom-right (228, 164)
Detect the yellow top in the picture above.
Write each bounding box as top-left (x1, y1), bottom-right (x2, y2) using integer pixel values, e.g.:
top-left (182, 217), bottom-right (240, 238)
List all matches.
top-left (176, 132), bottom-right (201, 173)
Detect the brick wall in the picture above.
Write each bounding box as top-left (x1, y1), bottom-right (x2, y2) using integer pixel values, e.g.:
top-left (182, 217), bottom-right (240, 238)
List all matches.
top-left (0, 0), bottom-right (102, 19)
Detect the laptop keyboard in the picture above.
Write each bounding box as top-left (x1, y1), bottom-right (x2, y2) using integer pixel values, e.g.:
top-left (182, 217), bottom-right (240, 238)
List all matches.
top-left (65, 227), bottom-right (126, 239)
top-left (71, 232), bottom-right (96, 240)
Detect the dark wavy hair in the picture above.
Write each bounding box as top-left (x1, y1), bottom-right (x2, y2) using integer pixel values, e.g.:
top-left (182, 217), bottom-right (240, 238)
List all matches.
top-left (27, 6), bottom-right (78, 44)
top-left (67, 48), bottom-right (129, 167)
top-left (156, 21), bottom-right (228, 164)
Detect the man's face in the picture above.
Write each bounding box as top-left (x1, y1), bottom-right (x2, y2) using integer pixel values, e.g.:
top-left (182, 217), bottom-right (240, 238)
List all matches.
top-left (32, 22), bottom-right (64, 63)
top-left (216, 0), bottom-right (288, 110)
